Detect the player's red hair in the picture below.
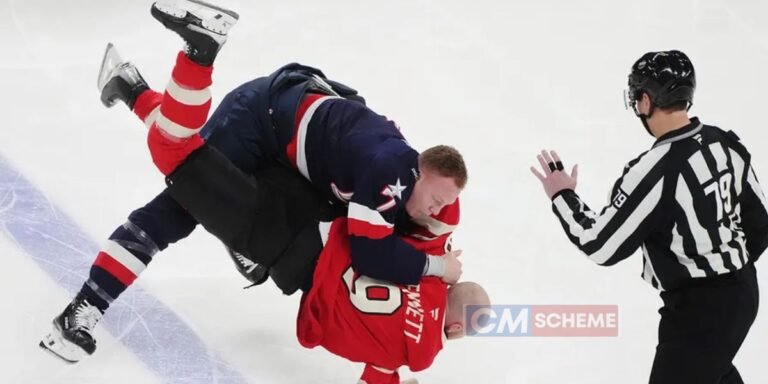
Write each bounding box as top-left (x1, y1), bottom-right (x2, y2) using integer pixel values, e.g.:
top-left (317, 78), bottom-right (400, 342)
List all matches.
top-left (419, 145), bottom-right (468, 189)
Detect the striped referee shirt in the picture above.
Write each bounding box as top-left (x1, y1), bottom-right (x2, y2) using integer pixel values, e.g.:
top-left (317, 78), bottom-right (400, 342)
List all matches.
top-left (552, 117), bottom-right (768, 291)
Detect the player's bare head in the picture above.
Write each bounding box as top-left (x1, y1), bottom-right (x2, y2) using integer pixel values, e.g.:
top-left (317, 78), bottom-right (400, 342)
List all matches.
top-left (407, 146), bottom-right (466, 219)
top-left (418, 145), bottom-right (467, 189)
top-left (444, 281), bottom-right (490, 341)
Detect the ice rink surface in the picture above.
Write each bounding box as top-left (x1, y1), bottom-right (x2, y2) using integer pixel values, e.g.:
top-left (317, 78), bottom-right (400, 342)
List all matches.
top-left (1, 0), bottom-right (767, 382)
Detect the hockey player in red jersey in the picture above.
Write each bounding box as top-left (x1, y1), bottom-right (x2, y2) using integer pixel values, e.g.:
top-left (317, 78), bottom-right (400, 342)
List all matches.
top-left (298, 201), bottom-right (490, 384)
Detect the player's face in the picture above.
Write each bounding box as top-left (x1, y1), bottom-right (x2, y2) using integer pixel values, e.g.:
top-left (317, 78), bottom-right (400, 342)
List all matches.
top-left (406, 169), bottom-right (461, 220)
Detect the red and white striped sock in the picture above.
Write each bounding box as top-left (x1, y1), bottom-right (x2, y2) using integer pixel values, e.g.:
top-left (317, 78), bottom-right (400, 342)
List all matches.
top-left (132, 89), bottom-right (162, 128)
top-left (146, 51), bottom-right (214, 175)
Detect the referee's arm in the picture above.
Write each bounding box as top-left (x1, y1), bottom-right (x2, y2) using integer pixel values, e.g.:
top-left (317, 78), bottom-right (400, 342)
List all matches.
top-left (534, 149), bottom-right (669, 266)
top-left (741, 164), bottom-right (768, 260)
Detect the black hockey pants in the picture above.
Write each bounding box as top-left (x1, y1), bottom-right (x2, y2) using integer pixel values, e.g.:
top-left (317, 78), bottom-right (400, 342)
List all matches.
top-left (649, 263), bottom-right (759, 384)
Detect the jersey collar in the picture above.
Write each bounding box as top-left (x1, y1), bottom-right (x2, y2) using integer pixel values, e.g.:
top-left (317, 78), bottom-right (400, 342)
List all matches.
top-left (652, 117), bottom-right (703, 148)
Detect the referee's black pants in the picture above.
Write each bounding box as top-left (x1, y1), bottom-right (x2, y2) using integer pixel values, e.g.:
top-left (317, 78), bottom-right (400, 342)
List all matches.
top-left (649, 263), bottom-right (759, 384)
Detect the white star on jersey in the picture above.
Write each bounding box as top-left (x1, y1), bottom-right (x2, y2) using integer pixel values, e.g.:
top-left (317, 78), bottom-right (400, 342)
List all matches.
top-left (384, 178), bottom-right (407, 200)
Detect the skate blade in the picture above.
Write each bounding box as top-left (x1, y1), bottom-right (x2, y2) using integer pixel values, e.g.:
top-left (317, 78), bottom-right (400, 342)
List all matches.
top-left (153, 0), bottom-right (239, 35)
top-left (39, 331), bottom-right (87, 364)
top-left (97, 43), bottom-right (124, 92)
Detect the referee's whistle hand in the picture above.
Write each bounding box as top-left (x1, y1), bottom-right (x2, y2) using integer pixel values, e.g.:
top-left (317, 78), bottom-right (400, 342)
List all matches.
top-left (530, 149), bottom-right (579, 200)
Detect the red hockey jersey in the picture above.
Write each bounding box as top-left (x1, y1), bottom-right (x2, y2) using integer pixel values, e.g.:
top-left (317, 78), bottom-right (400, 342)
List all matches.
top-left (296, 201), bottom-right (459, 383)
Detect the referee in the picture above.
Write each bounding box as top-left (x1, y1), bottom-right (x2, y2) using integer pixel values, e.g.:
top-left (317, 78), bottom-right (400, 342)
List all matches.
top-left (531, 50), bottom-right (766, 383)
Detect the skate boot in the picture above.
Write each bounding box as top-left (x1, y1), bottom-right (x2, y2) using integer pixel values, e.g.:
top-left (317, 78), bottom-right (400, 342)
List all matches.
top-left (39, 293), bottom-right (103, 363)
top-left (97, 43), bottom-right (149, 109)
top-left (227, 246), bottom-right (270, 288)
top-left (151, 0), bottom-right (239, 66)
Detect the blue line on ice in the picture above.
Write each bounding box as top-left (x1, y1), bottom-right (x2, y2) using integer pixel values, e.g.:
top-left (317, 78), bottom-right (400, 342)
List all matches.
top-left (0, 154), bottom-right (248, 384)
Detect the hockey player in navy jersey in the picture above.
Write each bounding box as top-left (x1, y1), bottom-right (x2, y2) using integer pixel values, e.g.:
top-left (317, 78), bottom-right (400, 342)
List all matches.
top-left (41, 0), bottom-right (467, 364)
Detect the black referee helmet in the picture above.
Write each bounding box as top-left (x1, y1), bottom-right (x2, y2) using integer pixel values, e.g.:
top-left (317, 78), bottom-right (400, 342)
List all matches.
top-left (625, 50), bottom-right (696, 113)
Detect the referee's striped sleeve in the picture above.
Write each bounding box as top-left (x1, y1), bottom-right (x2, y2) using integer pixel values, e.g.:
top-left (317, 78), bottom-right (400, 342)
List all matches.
top-left (551, 145), bottom-right (670, 266)
top-left (741, 164), bottom-right (768, 259)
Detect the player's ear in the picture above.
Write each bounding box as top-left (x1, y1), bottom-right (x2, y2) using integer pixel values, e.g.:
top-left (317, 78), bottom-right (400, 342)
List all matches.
top-left (445, 323), bottom-right (465, 340)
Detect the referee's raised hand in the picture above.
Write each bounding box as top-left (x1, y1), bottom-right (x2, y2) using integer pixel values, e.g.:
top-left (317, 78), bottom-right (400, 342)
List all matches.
top-left (530, 149), bottom-right (579, 200)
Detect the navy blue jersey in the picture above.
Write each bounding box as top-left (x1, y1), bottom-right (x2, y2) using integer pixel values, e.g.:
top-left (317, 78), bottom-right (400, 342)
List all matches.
top-left (200, 63), bottom-right (442, 286)
top-left (286, 94), bottom-right (428, 284)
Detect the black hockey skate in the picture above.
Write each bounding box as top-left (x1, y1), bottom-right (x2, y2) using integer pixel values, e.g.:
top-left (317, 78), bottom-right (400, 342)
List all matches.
top-left (151, 0), bottom-right (239, 66)
top-left (227, 246), bottom-right (270, 288)
top-left (97, 43), bottom-right (149, 110)
top-left (39, 294), bottom-right (103, 363)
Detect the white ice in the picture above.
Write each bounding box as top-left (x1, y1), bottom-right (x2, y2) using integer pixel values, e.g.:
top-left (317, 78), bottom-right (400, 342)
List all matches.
top-left (1, 0), bottom-right (767, 383)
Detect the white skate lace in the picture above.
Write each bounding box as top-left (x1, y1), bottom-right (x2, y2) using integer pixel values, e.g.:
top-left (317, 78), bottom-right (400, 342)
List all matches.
top-left (182, 43), bottom-right (194, 57)
top-left (234, 252), bottom-right (258, 274)
top-left (74, 301), bottom-right (102, 333)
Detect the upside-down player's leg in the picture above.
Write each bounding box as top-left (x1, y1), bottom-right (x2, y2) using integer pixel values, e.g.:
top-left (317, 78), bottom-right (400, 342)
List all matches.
top-left (39, 191), bottom-right (198, 363)
top-left (145, 50), bottom-right (210, 175)
top-left (39, 0), bottom-right (238, 364)
top-left (146, 0), bottom-right (238, 175)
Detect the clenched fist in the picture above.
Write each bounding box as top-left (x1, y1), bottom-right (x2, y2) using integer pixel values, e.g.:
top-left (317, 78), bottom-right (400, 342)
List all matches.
top-left (441, 250), bottom-right (463, 284)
